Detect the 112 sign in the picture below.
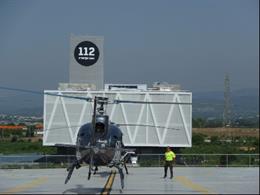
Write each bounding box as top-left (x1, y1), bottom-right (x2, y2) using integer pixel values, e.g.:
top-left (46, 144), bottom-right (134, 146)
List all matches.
top-left (74, 41), bottom-right (100, 66)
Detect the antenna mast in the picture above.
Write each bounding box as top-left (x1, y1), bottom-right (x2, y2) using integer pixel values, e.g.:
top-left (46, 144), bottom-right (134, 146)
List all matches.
top-left (223, 73), bottom-right (232, 127)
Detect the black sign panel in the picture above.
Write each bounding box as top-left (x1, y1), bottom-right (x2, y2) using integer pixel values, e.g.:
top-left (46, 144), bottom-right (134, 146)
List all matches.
top-left (74, 41), bottom-right (100, 66)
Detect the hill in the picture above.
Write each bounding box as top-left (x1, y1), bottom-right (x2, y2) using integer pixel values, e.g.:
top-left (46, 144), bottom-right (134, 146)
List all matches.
top-left (193, 88), bottom-right (259, 119)
top-left (193, 127), bottom-right (259, 138)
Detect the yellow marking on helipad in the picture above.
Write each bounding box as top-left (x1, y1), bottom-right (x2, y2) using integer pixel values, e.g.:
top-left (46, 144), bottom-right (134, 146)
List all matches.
top-left (101, 170), bottom-right (116, 195)
top-left (1, 176), bottom-right (48, 194)
top-left (176, 176), bottom-right (215, 194)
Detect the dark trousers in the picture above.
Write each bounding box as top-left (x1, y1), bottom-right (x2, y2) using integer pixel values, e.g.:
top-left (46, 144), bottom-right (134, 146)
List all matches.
top-left (164, 161), bottom-right (173, 177)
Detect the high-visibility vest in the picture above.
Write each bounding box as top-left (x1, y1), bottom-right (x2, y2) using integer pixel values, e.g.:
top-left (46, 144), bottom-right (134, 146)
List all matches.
top-left (165, 151), bottom-right (176, 161)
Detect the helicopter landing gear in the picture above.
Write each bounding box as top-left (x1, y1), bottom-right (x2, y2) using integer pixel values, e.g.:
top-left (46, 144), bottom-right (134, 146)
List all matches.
top-left (65, 160), bottom-right (80, 184)
top-left (124, 162), bottom-right (128, 174)
top-left (88, 171), bottom-right (91, 180)
top-left (115, 164), bottom-right (125, 189)
top-left (93, 166), bottom-right (98, 175)
top-left (88, 152), bottom-right (93, 180)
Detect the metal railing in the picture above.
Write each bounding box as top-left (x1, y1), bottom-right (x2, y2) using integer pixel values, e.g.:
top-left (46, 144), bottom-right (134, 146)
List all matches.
top-left (0, 154), bottom-right (259, 169)
top-left (137, 153), bottom-right (260, 167)
top-left (0, 155), bottom-right (75, 169)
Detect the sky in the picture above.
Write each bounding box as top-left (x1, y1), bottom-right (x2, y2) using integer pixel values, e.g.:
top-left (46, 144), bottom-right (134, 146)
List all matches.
top-left (0, 0), bottom-right (259, 93)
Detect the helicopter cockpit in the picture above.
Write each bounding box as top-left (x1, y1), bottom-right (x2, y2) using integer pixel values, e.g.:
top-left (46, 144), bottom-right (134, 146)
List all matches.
top-left (95, 122), bottom-right (105, 134)
top-left (95, 115), bottom-right (108, 138)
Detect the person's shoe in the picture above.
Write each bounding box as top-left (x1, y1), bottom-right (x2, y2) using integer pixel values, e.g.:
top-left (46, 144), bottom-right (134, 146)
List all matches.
top-left (163, 175), bottom-right (167, 178)
top-left (170, 176), bottom-right (173, 179)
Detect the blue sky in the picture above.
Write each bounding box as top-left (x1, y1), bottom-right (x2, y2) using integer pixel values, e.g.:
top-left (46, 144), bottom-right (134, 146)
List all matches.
top-left (0, 0), bottom-right (259, 92)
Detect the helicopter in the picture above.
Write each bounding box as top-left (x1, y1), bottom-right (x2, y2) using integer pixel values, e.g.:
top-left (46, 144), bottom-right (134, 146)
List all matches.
top-left (57, 96), bottom-right (135, 189)
top-left (0, 86), bottom-right (192, 190)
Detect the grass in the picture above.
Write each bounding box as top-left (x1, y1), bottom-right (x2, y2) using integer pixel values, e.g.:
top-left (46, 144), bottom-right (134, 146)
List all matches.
top-left (0, 140), bottom-right (57, 155)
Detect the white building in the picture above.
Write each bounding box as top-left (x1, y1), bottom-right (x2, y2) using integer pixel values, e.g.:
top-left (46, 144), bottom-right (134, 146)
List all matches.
top-left (43, 87), bottom-right (192, 147)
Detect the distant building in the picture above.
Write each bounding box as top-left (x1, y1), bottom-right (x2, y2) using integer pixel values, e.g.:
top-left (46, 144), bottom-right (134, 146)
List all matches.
top-left (0, 125), bottom-right (27, 130)
top-left (35, 123), bottom-right (43, 135)
top-left (58, 83), bottom-right (96, 91)
top-left (69, 35), bottom-right (104, 90)
top-left (104, 84), bottom-right (147, 91)
top-left (150, 82), bottom-right (181, 91)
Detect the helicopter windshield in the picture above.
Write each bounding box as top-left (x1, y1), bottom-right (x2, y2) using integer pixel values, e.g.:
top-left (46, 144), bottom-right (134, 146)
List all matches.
top-left (95, 122), bottom-right (105, 134)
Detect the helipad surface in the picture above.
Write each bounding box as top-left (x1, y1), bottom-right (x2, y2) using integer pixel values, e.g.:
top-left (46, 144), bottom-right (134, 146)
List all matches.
top-left (0, 167), bottom-right (258, 194)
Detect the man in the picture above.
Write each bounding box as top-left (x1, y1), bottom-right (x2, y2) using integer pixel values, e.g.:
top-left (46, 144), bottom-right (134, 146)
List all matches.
top-left (164, 146), bottom-right (176, 179)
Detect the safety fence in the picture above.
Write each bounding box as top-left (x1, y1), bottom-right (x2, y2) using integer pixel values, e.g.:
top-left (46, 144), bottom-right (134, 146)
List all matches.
top-left (0, 154), bottom-right (259, 169)
top-left (137, 153), bottom-right (260, 167)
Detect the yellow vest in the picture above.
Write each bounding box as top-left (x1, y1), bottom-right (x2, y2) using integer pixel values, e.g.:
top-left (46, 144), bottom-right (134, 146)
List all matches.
top-left (165, 151), bottom-right (176, 161)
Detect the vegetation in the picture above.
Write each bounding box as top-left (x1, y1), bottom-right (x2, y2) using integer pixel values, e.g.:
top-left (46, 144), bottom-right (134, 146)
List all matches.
top-left (180, 132), bottom-right (259, 154)
top-left (192, 117), bottom-right (259, 128)
top-left (136, 129), bottom-right (259, 167)
top-left (0, 140), bottom-right (57, 155)
top-left (0, 124), bottom-right (51, 155)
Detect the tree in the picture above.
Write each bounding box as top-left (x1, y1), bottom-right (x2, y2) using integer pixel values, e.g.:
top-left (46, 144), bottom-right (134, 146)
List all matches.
top-left (26, 125), bottom-right (35, 137)
top-left (211, 136), bottom-right (219, 144)
top-left (192, 118), bottom-right (206, 128)
top-left (192, 133), bottom-right (205, 145)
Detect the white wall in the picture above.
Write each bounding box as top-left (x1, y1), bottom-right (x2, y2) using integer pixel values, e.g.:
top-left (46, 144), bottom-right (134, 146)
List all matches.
top-left (43, 91), bottom-right (192, 147)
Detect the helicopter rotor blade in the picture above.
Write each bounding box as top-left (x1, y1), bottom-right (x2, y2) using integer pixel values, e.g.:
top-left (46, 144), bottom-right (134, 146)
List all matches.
top-left (45, 92), bottom-right (93, 102)
top-left (112, 99), bottom-right (191, 105)
top-left (0, 86), bottom-right (193, 105)
top-left (0, 86), bottom-right (93, 102)
top-left (0, 86), bottom-right (44, 95)
top-left (116, 123), bottom-right (181, 131)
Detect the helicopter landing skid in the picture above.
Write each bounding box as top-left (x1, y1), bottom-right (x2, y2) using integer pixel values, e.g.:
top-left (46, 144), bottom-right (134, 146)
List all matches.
top-left (65, 160), bottom-right (80, 184)
top-left (114, 164), bottom-right (124, 189)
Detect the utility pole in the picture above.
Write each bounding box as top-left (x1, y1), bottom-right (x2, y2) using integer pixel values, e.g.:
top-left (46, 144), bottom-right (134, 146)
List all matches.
top-left (223, 73), bottom-right (232, 127)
